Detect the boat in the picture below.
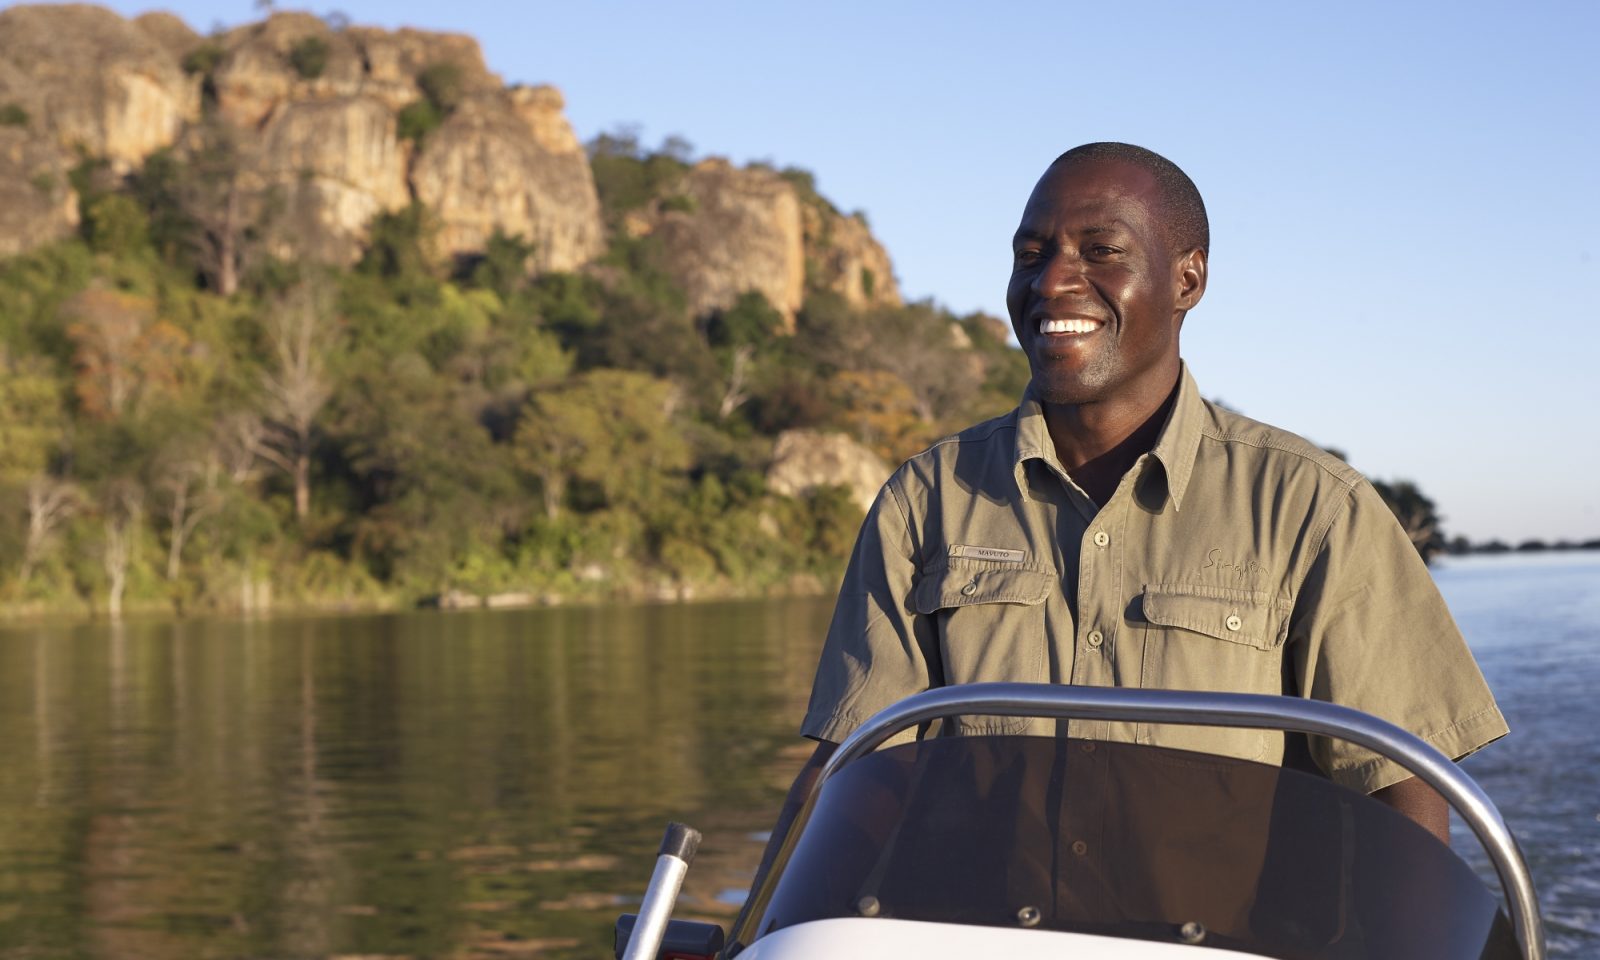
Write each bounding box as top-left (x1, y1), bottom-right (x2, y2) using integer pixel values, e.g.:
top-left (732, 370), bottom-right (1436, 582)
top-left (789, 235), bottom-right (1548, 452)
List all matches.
top-left (614, 682), bottom-right (1544, 959)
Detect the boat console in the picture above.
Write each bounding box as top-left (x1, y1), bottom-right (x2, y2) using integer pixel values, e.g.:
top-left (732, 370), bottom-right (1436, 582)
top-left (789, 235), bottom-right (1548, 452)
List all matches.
top-left (619, 683), bottom-right (1544, 960)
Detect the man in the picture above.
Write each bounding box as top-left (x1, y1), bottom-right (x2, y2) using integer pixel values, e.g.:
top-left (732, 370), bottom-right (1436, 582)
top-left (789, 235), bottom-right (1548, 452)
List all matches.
top-left (755, 143), bottom-right (1506, 886)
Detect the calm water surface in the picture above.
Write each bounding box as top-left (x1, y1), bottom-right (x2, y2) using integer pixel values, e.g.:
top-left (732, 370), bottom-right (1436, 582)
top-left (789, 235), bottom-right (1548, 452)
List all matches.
top-left (0, 553), bottom-right (1595, 958)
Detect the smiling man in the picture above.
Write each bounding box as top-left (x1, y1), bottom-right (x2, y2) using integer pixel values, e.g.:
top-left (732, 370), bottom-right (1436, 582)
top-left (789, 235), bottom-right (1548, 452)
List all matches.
top-left (754, 143), bottom-right (1506, 881)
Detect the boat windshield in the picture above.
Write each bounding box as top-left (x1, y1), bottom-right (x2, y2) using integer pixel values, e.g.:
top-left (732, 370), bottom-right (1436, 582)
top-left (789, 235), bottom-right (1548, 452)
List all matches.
top-left (741, 735), bottom-right (1516, 959)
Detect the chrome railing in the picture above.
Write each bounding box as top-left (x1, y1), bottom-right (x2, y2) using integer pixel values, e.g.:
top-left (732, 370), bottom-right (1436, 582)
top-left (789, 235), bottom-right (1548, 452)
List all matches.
top-left (815, 683), bottom-right (1544, 960)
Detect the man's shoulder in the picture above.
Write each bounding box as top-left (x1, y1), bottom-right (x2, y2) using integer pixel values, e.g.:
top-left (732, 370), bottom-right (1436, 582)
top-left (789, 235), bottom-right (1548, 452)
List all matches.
top-left (907, 408), bottom-right (1019, 461)
top-left (888, 408), bottom-right (1020, 488)
top-left (1197, 399), bottom-right (1365, 491)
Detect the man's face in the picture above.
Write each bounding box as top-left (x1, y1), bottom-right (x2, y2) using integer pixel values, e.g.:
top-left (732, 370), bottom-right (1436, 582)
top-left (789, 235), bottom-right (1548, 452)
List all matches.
top-left (1006, 157), bottom-right (1201, 407)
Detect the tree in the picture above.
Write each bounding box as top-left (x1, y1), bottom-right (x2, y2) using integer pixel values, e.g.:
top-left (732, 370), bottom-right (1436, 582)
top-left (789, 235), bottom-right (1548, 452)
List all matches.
top-left (514, 370), bottom-right (689, 518)
top-left (100, 479), bottom-right (144, 618)
top-left (171, 127), bottom-right (259, 296)
top-left (256, 279), bottom-right (336, 520)
top-left (21, 477), bottom-right (81, 586)
top-left (703, 291), bottom-right (782, 420)
top-left (1371, 478), bottom-right (1446, 564)
top-left (149, 425), bottom-right (225, 582)
top-left (63, 288), bottom-right (187, 420)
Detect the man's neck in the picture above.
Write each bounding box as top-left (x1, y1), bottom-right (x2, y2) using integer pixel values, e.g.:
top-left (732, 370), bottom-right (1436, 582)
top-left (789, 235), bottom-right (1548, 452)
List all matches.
top-left (1042, 375), bottom-right (1180, 507)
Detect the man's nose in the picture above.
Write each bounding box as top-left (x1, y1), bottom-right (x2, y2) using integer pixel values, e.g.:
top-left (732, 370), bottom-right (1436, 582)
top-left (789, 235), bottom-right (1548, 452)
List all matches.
top-left (1033, 251), bottom-right (1088, 297)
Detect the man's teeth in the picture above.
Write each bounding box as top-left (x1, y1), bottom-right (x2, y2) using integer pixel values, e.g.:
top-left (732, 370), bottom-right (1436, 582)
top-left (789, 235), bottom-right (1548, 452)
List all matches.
top-left (1040, 318), bottom-right (1100, 335)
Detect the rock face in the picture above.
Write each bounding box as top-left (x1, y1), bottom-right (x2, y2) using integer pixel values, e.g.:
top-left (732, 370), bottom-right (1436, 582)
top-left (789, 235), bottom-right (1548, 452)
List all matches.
top-left (0, 130), bottom-right (78, 258)
top-left (253, 96), bottom-right (411, 265)
top-left (0, 5), bottom-right (905, 312)
top-left (628, 161), bottom-right (902, 325)
top-left (209, 14), bottom-right (500, 128)
top-left (412, 87), bottom-right (604, 273)
top-left (132, 12), bottom-right (201, 61)
top-left (645, 159), bottom-right (806, 325)
top-left (804, 205), bottom-right (901, 308)
top-left (0, 4), bottom-right (199, 172)
top-left (766, 429), bottom-right (891, 514)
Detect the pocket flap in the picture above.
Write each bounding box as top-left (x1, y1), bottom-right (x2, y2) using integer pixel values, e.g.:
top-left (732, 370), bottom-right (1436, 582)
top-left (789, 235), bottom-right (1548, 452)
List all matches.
top-left (1142, 584), bottom-right (1285, 650)
top-left (913, 562), bottom-right (1054, 614)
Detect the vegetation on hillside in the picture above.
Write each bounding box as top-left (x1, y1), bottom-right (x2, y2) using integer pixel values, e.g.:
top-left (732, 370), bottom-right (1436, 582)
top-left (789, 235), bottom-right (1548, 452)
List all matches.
top-left (0, 136), bottom-right (1028, 619)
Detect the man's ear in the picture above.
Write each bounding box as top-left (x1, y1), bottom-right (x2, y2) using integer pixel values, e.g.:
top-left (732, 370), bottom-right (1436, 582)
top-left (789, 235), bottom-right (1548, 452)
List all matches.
top-left (1175, 248), bottom-right (1207, 311)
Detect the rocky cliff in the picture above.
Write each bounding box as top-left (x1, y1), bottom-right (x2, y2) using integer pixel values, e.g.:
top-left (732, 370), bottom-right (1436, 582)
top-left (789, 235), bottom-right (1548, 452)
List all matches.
top-left (622, 160), bottom-right (902, 326)
top-left (0, 5), bottom-right (896, 310)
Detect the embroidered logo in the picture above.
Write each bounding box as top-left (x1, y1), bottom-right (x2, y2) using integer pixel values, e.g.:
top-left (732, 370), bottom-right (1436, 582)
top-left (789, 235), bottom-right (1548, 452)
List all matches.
top-left (948, 544), bottom-right (1025, 563)
top-left (1201, 547), bottom-right (1262, 584)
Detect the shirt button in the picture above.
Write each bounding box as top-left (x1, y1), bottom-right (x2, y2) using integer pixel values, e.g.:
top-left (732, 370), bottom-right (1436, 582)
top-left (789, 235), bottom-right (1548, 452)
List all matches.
top-left (1087, 630), bottom-right (1103, 648)
top-left (1092, 530), bottom-right (1110, 548)
top-left (1081, 740), bottom-right (1096, 753)
top-left (961, 580), bottom-right (978, 597)
top-left (1225, 614), bottom-right (1243, 631)
top-left (1071, 840), bottom-right (1089, 856)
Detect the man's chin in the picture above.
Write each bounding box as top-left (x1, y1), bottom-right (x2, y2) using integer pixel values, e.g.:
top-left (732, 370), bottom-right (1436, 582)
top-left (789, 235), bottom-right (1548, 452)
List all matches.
top-left (1030, 374), bottom-right (1104, 406)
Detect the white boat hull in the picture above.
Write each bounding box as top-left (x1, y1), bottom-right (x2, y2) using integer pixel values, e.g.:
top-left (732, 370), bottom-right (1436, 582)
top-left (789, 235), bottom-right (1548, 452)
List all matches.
top-left (738, 917), bottom-right (1263, 959)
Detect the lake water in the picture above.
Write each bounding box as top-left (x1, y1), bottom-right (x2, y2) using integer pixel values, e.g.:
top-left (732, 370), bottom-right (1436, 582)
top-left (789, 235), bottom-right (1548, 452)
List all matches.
top-left (0, 552), bottom-right (1595, 958)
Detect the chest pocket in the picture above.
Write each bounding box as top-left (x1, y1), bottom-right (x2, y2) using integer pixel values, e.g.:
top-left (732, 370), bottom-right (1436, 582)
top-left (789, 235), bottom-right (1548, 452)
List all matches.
top-left (1137, 583), bottom-right (1291, 761)
top-left (913, 558), bottom-right (1055, 734)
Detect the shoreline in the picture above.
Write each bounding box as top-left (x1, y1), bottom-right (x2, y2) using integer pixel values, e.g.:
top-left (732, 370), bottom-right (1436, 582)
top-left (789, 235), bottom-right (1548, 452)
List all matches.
top-left (0, 572), bottom-right (838, 630)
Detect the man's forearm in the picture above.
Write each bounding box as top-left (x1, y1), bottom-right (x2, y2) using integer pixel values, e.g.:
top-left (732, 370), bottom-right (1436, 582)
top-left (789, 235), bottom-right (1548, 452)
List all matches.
top-left (1372, 775), bottom-right (1450, 846)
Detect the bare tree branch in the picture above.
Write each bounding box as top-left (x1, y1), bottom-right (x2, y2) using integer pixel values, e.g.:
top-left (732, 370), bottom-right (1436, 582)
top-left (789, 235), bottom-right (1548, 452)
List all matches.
top-left (21, 476), bottom-right (80, 585)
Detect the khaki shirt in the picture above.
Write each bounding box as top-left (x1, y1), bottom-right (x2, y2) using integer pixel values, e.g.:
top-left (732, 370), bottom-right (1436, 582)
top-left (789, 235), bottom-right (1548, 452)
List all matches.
top-left (802, 365), bottom-right (1507, 793)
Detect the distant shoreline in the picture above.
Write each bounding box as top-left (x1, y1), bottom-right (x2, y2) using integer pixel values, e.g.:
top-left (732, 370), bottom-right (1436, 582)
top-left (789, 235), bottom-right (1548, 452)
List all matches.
top-left (1444, 539), bottom-right (1600, 557)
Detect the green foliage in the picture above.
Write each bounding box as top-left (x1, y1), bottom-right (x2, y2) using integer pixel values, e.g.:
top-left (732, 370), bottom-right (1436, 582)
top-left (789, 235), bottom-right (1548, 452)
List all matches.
top-left (587, 131), bottom-right (692, 224)
top-left (464, 231), bottom-right (534, 299)
top-left (659, 194), bottom-right (696, 214)
top-left (358, 202), bottom-right (434, 282)
top-left (181, 43), bottom-right (225, 77)
top-left (704, 291), bottom-right (782, 349)
top-left (417, 63), bottom-right (465, 113)
top-left (1371, 478), bottom-right (1445, 563)
top-left (396, 63), bottom-right (464, 146)
top-left (0, 103), bottom-right (28, 127)
top-left (84, 195), bottom-right (151, 256)
top-left (0, 136), bottom-right (1463, 619)
top-left (396, 100), bottom-right (442, 144)
top-left (287, 36), bottom-right (329, 80)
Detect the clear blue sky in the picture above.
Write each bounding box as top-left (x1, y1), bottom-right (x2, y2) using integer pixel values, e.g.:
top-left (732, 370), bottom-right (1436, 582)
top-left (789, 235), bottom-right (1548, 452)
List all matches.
top-left (63, 1), bottom-right (1600, 541)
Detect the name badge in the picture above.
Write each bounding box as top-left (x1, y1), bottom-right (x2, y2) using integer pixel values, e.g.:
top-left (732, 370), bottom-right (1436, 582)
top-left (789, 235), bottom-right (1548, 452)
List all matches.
top-left (948, 543), bottom-right (1025, 563)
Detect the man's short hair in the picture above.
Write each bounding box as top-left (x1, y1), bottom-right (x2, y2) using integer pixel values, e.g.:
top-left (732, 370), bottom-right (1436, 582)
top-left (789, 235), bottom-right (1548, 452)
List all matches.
top-left (1052, 142), bottom-right (1209, 256)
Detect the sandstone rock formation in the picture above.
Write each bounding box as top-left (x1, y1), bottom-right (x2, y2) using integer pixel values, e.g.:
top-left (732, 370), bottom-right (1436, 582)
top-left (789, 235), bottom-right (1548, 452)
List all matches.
top-left (644, 158), bottom-right (806, 325)
top-left (0, 4), bottom-right (198, 172)
top-left (253, 95), bottom-right (410, 265)
top-left (132, 12), bottom-right (200, 61)
top-left (804, 205), bottom-right (901, 308)
top-left (0, 5), bottom-right (904, 312)
top-left (624, 160), bottom-right (902, 325)
top-left (208, 14), bottom-right (500, 128)
top-left (766, 429), bottom-right (892, 514)
top-left (412, 87), bottom-right (603, 273)
top-left (0, 129), bottom-right (78, 258)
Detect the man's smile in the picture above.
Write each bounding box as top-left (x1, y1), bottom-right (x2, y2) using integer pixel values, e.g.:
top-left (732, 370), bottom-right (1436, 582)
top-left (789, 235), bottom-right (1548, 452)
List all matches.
top-left (1038, 317), bottom-right (1104, 336)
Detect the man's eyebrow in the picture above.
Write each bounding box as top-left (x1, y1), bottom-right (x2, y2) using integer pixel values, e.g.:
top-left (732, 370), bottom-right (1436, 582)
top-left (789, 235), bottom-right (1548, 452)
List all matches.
top-left (1012, 222), bottom-right (1130, 245)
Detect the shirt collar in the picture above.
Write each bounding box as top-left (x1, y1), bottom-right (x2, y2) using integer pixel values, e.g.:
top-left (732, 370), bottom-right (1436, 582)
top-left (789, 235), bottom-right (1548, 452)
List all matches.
top-left (1011, 362), bottom-right (1206, 511)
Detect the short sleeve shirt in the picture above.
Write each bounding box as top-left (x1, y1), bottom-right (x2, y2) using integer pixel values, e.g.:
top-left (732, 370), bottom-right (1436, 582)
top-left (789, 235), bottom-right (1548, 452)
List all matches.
top-left (801, 365), bottom-right (1508, 794)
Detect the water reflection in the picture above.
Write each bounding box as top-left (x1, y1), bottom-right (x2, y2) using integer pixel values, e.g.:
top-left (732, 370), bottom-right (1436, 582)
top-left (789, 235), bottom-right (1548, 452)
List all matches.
top-left (0, 599), bottom-right (833, 959)
top-left (5, 557), bottom-right (1593, 958)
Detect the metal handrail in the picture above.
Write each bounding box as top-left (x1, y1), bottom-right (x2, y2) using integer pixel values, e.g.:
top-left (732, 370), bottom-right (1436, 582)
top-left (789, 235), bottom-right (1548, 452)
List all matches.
top-left (814, 683), bottom-right (1543, 960)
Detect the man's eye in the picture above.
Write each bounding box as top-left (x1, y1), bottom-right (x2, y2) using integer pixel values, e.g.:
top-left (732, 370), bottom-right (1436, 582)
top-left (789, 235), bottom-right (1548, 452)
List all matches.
top-left (1014, 249), bottom-right (1042, 264)
top-left (1088, 244), bottom-right (1121, 257)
